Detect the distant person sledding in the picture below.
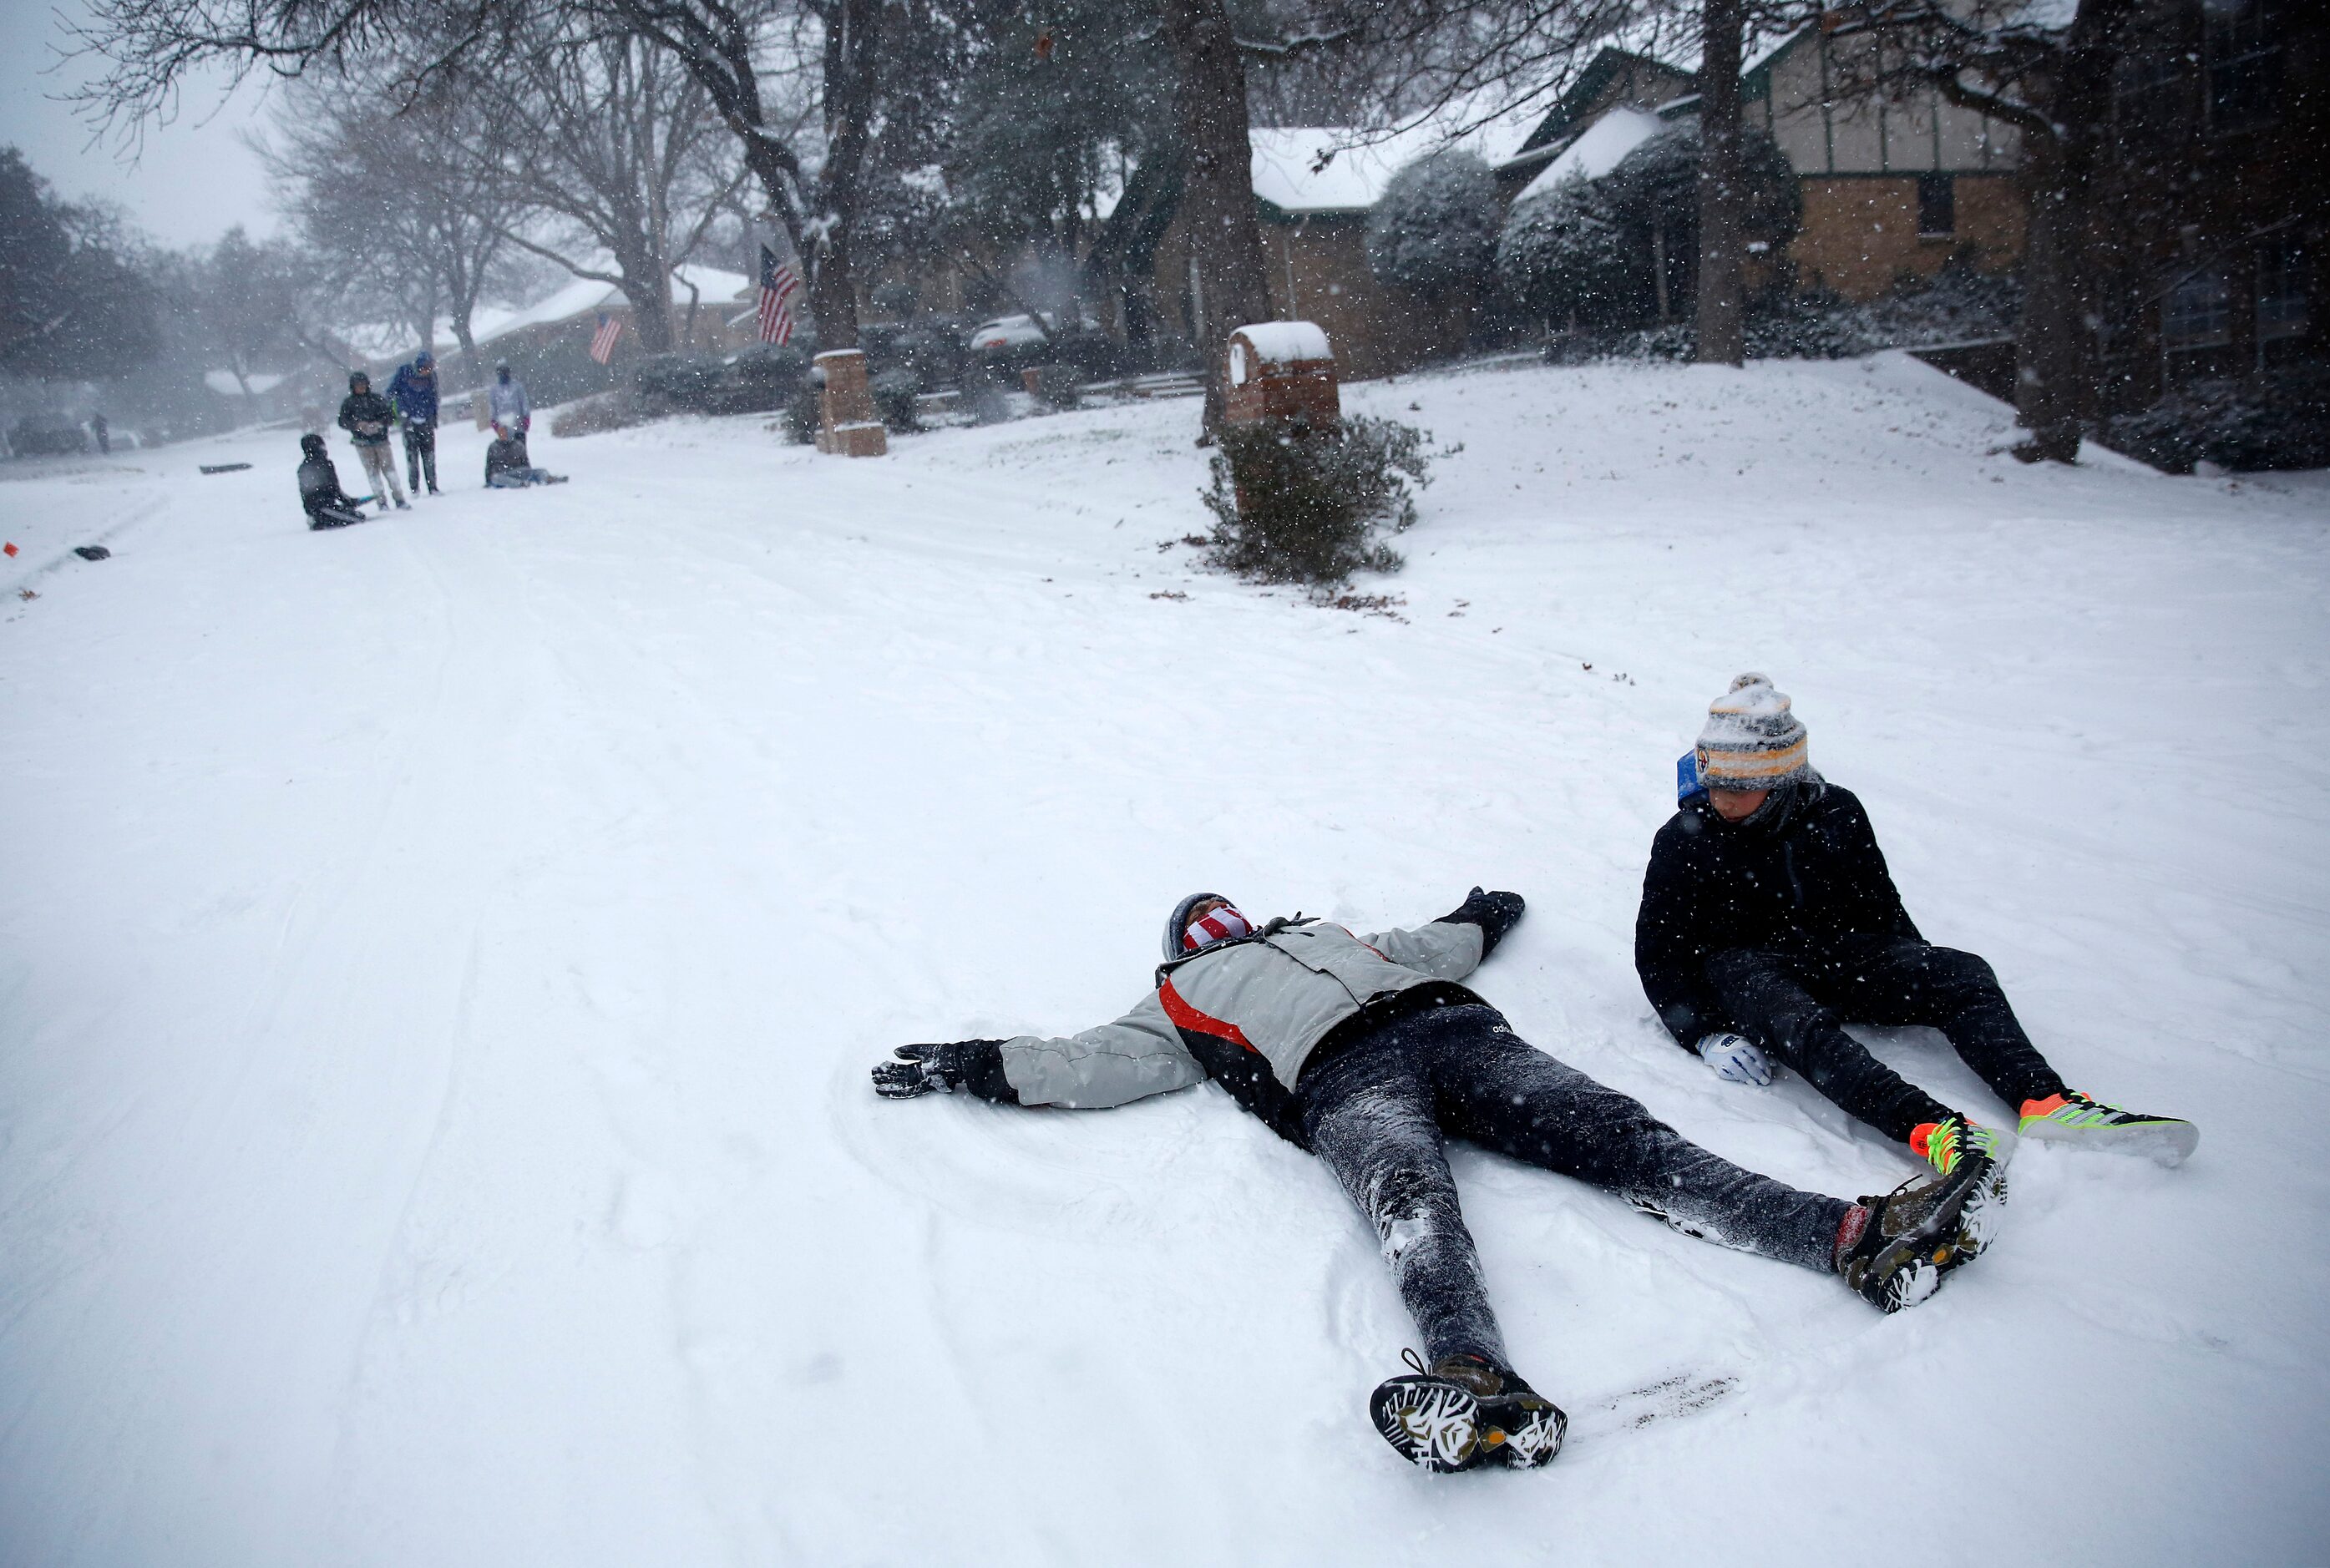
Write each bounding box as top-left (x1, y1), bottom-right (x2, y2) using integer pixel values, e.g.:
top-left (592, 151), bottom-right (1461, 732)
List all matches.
top-left (296, 434), bottom-right (369, 529)
top-left (484, 361), bottom-right (565, 488)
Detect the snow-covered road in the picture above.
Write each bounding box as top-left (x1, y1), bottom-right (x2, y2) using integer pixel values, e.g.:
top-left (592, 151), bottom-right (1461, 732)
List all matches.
top-left (3, 361), bottom-right (2326, 1564)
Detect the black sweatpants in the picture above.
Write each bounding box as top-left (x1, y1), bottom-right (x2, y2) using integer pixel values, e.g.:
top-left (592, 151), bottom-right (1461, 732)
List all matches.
top-left (403, 422), bottom-right (438, 493)
top-left (1704, 936), bottom-right (2068, 1144)
top-left (1297, 1003), bottom-right (1851, 1370)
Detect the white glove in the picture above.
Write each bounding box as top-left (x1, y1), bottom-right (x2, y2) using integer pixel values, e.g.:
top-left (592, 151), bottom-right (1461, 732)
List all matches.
top-left (1697, 1032), bottom-right (1772, 1086)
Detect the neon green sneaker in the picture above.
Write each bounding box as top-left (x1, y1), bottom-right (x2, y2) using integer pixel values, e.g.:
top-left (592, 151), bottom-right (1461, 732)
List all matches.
top-left (1909, 1115), bottom-right (2008, 1256)
top-left (2018, 1092), bottom-right (2198, 1166)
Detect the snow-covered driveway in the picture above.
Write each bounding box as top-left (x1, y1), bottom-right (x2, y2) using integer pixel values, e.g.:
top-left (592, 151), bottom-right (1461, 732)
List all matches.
top-left (3, 360), bottom-right (2325, 1564)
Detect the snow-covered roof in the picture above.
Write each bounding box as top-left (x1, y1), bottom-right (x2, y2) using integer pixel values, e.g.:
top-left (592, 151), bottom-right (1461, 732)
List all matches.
top-left (1250, 104), bottom-right (1542, 216)
top-left (467, 264), bottom-right (752, 351)
top-left (1515, 107), bottom-right (1668, 202)
top-left (203, 370), bottom-right (286, 397)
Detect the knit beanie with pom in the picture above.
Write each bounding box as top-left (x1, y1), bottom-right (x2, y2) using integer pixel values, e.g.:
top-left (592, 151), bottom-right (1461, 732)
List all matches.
top-left (1694, 673), bottom-right (1810, 791)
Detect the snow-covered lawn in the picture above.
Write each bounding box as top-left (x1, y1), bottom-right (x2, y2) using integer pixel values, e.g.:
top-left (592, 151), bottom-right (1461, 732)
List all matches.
top-left (3, 360), bottom-right (2325, 1565)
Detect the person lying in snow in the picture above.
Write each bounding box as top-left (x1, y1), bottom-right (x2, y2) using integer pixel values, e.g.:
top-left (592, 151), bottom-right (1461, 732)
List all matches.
top-left (874, 888), bottom-right (1998, 1474)
top-left (296, 434), bottom-right (369, 529)
top-left (1636, 673), bottom-right (2198, 1199)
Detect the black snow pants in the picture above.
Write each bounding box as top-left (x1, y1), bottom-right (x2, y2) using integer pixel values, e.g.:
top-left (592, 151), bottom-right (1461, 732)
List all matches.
top-left (1704, 936), bottom-right (2069, 1144)
top-left (403, 422), bottom-right (438, 493)
top-left (1296, 1003), bottom-right (1851, 1370)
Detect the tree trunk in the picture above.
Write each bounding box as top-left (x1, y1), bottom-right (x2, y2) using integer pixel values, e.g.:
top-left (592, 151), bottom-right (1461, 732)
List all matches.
top-left (622, 269), bottom-right (677, 354)
top-left (1694, 0), bottom-right (1746, 366)
top-left (1652, 219), bottom-right (1671, 323)
top-left (2012, 4), bottom-right (2120, 462)
top-left (1157, 0), bottom-right (1275, 437)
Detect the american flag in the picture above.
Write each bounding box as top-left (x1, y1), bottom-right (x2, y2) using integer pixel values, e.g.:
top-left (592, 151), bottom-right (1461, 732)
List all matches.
top-left (757, 240), bottom-right (802, 345)
top-left (588, 311), bottom-right (624, 365)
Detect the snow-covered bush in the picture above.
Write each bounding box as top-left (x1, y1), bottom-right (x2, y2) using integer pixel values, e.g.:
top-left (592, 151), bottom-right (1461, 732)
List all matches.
top-left (548, 390), bottom-right (646, 438)
top-left (781, 383), bottom-right (821, 444)
top-left (871, 368), bottom-right (923, 432)
top-left (1502, 124), bottom-right (1802, 333)
top-left (1496, 175), bottom-right (1641, 329)
top-left (1201, 415), bottom-right (1433, 584)
top-left (2102, 363), bottom-right (2330, 473)
top-left (1541, 261), bottom-right (2020, 365)
top-left (1368, 151), bottom-right (1502, 302)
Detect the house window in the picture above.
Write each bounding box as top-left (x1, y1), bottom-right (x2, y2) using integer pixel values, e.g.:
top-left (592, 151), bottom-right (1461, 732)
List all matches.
top-left (2257, 237), bottom-right (2307, 348)
top-left (1916, 174), bottom-right (1955, 238)
top-left (2162, 270), bottom-right (2232, 352)
top-left (2112, 38), bottom-right (2196, 133)
top-left (2206, 0), bottom-right (2282, 134)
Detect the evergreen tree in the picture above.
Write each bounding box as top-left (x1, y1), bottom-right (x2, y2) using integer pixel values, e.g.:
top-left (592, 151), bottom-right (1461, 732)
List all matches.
top-left (1366, 150), bottom-right (1501, 304)
top-left (1496, 175), bottom-right (1640, 330)
top-left (0, 147), bottom-right (156, 384)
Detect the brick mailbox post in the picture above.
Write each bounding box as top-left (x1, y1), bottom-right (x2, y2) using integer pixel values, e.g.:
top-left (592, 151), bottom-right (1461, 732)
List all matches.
top-left (1223, 321), bottom-right (1339, 428)
top-left (813, 348), bottom-right (889, 458)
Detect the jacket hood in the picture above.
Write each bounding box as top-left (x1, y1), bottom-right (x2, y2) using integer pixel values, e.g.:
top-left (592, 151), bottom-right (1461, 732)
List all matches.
top-left (347, 372), bottom-right (369, 392)
top-left (1163, 892), bottom-right (1235, 959)
top-left (300, 433), bottom-right (326, 458)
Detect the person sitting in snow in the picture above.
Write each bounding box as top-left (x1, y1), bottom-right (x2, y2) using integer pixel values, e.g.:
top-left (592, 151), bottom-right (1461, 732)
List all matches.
top-left (482, 361), bottom-right (564, 487)
top-left (335, 370), bottom-right (408, 512)
top-left (1636, 673), bottom-right (2198, 1200)
top-left (873, 887), bottom-right (1998, 1474)
top-left (296, 433), bottom-right (368, 529)
top-left (484, 430), bottom-right (566, 488)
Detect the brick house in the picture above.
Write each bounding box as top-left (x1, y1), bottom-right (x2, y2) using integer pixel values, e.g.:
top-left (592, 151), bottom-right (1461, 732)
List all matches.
top-left (1145, 120), bottom-right (1537, 381)
top-left (2086, 0), bottom-right (2322, 410)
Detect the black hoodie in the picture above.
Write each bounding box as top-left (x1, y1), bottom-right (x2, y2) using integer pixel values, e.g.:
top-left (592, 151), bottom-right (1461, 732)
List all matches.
top-left (337, 377), bottom-right (395, 447)
top-left (297, 434), bottom-right (356, 517)
top-left (1634, 777), bottom-right (1922, 1049)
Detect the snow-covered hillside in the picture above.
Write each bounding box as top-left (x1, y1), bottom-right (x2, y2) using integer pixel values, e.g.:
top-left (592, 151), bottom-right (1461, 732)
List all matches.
top-left (3, 360), bottom-right (2325, 1565)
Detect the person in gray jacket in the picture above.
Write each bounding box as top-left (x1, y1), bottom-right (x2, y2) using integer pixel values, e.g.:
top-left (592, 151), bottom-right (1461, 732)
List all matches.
top-left (874, 887), bottom-right (1997, 1474)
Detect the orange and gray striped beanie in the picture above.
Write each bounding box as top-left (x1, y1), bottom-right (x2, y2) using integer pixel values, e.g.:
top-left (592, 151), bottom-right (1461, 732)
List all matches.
top-left (1694, 674), bottom-right (1810, 791)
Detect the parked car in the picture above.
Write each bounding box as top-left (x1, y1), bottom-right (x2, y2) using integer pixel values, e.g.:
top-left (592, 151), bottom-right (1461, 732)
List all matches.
top-left (5, 415), bottom-right (89, 458)
top-left (965, 310), bottom-right (1110, 362)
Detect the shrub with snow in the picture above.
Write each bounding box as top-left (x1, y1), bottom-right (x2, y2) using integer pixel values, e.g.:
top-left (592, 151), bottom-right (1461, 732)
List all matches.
top-left (1501, 124), bottom-right (1801, 334)
top-left (871, 369), bottom-right (923, 432)
top-left (2103, 363), bottom-right (2330, 473)
top-left (1496, 175), bottom-right (1642, 330)
top-left (1202, 415), bottom-right (1432, 585)
top-left (1367, 151), bottom-right (1502, 303)
top-left (1538, 255), bottom-right (2019, 365)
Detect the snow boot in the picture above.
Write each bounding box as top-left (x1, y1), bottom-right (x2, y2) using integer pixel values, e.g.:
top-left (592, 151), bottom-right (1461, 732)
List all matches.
top-left (1835, 1163), bottom-right (1988, 1313)
top-left (2018, 1092), bottom-right (2197, 1166)
top-left (1910, 1115), bottom-right (2009, 1257)
top-left (1370, 1351), bottom-right (1565, 1473)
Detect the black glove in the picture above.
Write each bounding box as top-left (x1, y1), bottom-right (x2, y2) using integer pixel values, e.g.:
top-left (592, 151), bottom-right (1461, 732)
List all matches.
top-left (1438, 886), bottom-right (1526, 958)
top-left (871, 1040), bottom-right (1006, 1100)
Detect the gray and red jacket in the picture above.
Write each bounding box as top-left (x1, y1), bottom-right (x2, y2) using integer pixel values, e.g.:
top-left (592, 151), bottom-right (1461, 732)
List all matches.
top-left (965, 914), bottom-right (1493, 1145)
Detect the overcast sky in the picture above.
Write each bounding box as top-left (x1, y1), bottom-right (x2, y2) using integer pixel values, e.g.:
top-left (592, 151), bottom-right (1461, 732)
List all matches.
top-left (1, 1), bottom-right (281, 249)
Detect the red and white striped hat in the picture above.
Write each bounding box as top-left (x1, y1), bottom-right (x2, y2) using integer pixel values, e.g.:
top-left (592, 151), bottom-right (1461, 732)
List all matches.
top-left (1163, 893), bottom-right (1254, 957)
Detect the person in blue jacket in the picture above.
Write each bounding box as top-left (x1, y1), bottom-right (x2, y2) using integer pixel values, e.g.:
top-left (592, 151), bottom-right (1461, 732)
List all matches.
top-left (386, 352), bottom-right (441, 495)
